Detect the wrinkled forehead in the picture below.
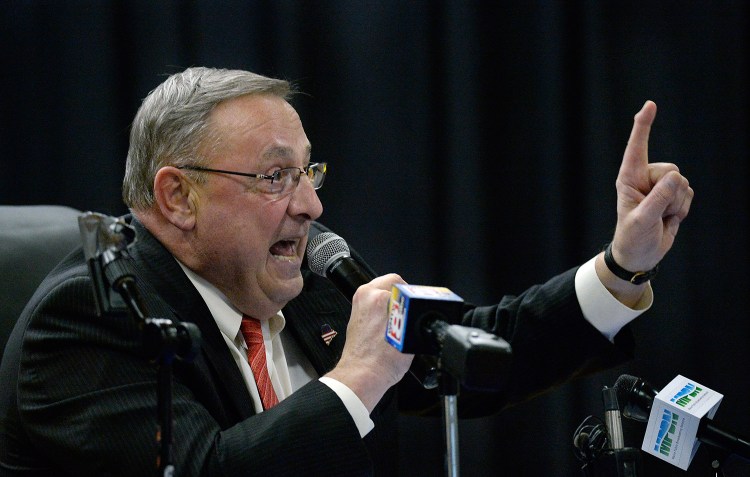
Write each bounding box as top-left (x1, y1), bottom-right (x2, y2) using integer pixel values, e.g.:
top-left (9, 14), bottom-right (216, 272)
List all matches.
top-left (205, 94), bottom-right (311, 165)
top-left (215, 94), bottom-right (303, 134)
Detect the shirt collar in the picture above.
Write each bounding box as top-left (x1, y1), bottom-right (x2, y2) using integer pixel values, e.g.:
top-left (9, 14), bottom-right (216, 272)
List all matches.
top-left (175, 260), bottom-right (286, 340)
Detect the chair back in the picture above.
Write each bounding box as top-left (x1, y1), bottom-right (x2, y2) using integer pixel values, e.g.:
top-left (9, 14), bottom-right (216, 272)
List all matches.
top-left (0, 205), bottom-right (82, 355)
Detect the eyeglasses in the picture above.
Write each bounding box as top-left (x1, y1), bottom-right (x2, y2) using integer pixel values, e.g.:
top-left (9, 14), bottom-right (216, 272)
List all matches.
top-left (177, 162), bottom-right (327, 198)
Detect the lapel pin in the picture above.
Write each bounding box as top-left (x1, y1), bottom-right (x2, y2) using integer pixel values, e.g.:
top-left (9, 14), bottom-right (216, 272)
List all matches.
top-left (320, 323), bottom-right (338, 346)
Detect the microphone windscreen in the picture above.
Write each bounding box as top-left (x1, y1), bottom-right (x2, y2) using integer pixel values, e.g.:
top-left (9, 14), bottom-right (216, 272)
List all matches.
top-left (306, 232), bottom-right (350, 277)
top-left (613, 374), bottom-right (639, 401)
top-left (613, 374), bottom-right (657, 422)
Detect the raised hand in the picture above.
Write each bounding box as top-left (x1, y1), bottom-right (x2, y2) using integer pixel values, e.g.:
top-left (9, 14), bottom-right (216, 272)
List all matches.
top-left (611, 101), bottom-right (694, 273)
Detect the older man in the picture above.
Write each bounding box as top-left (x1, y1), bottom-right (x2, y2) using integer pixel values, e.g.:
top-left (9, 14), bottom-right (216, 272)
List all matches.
top-left (0, 67), bottom-right (692, 476)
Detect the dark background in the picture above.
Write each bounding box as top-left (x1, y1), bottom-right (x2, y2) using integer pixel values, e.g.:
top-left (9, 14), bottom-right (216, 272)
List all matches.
top-left (1, 2), bottom-right (748, 476)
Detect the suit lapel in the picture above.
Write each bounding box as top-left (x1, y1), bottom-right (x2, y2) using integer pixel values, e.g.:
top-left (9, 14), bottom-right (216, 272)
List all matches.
top-left (283, 270), bottom-right (351, 376)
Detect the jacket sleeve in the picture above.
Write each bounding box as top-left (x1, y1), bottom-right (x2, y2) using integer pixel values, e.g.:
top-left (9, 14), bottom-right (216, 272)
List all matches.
top-left (397, 267), bottom-right (634, 418)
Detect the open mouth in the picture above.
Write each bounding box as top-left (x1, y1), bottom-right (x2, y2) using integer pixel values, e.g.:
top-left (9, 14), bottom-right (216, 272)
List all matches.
top-left (270, 239), bottom-right (299, 261)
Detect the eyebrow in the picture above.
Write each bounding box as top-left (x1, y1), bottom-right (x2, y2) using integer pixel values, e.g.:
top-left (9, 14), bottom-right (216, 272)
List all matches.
top-left (261, 144), bottom-right (312, 164)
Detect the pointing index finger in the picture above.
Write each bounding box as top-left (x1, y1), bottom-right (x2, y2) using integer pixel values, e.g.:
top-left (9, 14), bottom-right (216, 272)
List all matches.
top-left (621, 100), bottom-right (657, 177)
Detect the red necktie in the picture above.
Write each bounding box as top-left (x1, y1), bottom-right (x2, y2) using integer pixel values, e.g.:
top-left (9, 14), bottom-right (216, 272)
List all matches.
top-left (240, 316), bottom-right (279, 410)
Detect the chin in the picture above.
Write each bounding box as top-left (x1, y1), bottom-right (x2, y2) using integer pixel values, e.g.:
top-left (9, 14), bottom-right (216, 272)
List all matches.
top-left (271, 275), bottom-right (305, 305)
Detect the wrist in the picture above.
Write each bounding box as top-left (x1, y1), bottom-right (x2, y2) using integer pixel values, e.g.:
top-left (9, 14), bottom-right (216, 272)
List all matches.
top-left (595, 252), bottom-right (649, 308)
top-left (603, 242), bottom-right (659, 285)
top-left (326, 364), bottom-right (392, 413)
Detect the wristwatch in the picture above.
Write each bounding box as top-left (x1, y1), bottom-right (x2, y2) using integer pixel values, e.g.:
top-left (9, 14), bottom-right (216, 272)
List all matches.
top-left (603, 242), bottom-right (659, 285)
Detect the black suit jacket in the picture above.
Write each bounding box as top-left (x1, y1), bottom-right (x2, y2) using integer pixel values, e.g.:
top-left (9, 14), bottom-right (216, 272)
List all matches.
top-left (0, 220), bottom-right (631, 476)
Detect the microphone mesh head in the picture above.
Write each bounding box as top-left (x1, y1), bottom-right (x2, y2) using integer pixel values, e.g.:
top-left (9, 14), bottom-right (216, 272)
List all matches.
top-left (613, 374), bottom-right (651, 422)
top-left (613, 374), bottom-right (638, 397)
top-left (306, 232), bottom-right (351, 277)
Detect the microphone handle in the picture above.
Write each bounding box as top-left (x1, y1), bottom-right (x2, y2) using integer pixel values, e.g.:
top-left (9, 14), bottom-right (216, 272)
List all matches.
top-left (699, 419), bottom-right (750, 461)
top-left (326, 257), bottom-right (375, 301)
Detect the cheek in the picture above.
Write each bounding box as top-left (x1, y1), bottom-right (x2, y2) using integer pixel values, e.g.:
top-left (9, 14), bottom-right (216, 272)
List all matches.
top-left (228, 199), bottom-right (290, 253)
top-left (197, 193), bottom-right (292, 258)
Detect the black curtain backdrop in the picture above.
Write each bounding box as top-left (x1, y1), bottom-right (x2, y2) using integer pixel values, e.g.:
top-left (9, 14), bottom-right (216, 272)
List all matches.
top-left (1, 2), bottom-right (748, 476)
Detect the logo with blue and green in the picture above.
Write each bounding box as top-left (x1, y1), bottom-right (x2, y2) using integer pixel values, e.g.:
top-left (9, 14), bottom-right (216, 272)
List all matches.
top-left (641, 375), bottom-right (724, 471)
top-left (670, 382), bottom-right (703, 408)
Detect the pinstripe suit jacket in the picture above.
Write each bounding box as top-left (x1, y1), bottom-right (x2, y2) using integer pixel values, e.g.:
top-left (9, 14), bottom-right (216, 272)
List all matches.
top-left (0, 219), bottom-right (631, 476)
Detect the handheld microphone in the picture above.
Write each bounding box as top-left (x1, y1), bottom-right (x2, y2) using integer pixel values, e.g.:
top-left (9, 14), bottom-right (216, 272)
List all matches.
top-left (306, 232), bottom-right (466, 341)
top-left (615, 374), bottom-right (750, 466)
top-left (306, 232), bottom-right (512, 391)
top-left (306, 232), bottom-right (440, 388)
top-left (306, 232), bottom-right (375, 300)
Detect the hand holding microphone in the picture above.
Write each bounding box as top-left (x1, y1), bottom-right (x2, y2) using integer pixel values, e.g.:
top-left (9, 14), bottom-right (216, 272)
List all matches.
top-left (336, 273), bottom-right (416, 412)
top-left (307, 232), bottom-right (413, 412)
top-left (306, 232), bottom-right (512, 392)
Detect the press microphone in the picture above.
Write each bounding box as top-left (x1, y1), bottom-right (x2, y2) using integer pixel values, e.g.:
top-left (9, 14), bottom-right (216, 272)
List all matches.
top-left (306, 232), bottom-right (375, 300)
top-left (306, 231), bottom-right (512, 391)
top-left (306, 231), bottom-right (468, 352)
top-left (78, 212), bottom-right (138, 316)
top-left (615, 374), bottom-right (750, 466)
top-left (612, 374), bottom-right (658, 423)
top-left (306, 231), bottom-right (441, 388)
top-left (306, 233), bottom-right (465, 339)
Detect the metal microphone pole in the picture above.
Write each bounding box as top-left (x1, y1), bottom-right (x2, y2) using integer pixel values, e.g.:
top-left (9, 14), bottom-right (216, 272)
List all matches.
top-left (426, 319), bottom-right (513, 477)
top-left (439, 368), bottom-right (461, 477)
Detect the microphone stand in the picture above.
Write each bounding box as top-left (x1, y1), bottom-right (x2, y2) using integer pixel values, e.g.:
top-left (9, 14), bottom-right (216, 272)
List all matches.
top-left (79, 212), bottom-right (201, 477)
top-left (426, 320), bottom-right (513, 477)
top-left (707, 447), bottom-right (729, 477)
top-left (438, 367), bottom-right (461, 477)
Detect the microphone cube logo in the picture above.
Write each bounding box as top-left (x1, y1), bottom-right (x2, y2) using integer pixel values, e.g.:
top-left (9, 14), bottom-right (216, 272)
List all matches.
top-left (671, 382), bottom-right (703, 407)
top-left (642, 375), bottom-right (723, 470)
top-left (386, 291), bottom-right (407, 350)
top-left (654, 409), bottom-right (680, 455)
top-left (385, 284), bottom-right (464, 354)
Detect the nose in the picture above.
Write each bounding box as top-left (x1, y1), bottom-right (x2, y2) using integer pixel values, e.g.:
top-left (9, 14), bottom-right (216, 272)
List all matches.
top-left (287, 172), bottom-right (323, 220)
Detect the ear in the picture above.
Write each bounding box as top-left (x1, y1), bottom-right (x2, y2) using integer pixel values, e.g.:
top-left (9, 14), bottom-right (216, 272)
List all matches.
top-left (153, 166), bottom-right (197, 231)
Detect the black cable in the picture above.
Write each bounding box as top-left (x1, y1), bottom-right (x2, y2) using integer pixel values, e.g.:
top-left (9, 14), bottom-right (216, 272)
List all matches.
top-left (573, 415), bottom-right (609, 464)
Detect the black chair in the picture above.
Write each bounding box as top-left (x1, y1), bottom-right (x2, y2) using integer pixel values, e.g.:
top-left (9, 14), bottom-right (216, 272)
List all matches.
top-left (0, 205), bottom-right (83, 357)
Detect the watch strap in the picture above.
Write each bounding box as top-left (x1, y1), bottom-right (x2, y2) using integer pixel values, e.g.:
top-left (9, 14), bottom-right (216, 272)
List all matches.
top-left (603, 242), bottom-right (658, 285)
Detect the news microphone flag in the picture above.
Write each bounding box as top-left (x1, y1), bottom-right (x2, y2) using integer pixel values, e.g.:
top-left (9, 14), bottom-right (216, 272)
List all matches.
top-left (641, 374), bottom-right (723, 470)
top-left (385, 284), bottom-right (463, 354)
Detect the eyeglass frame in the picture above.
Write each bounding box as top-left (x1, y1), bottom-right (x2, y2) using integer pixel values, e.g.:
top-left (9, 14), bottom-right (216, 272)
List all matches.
top-left (176, 162), bottom-right (327, 196)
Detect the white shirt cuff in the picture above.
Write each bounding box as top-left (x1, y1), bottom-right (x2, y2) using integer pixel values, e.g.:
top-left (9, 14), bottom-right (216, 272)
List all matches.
top-left (574, 255), bottom-right (653, 342)
top-left (319, 376), bottom-right (375, 438)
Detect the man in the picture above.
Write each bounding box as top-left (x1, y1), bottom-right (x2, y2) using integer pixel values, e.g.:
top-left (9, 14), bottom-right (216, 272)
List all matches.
top-left (0, 67), bottom-right (693, 476)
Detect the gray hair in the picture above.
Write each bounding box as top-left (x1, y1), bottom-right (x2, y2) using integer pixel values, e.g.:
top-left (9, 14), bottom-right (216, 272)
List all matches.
top-left (122, 67), bottom-right (293, 210)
